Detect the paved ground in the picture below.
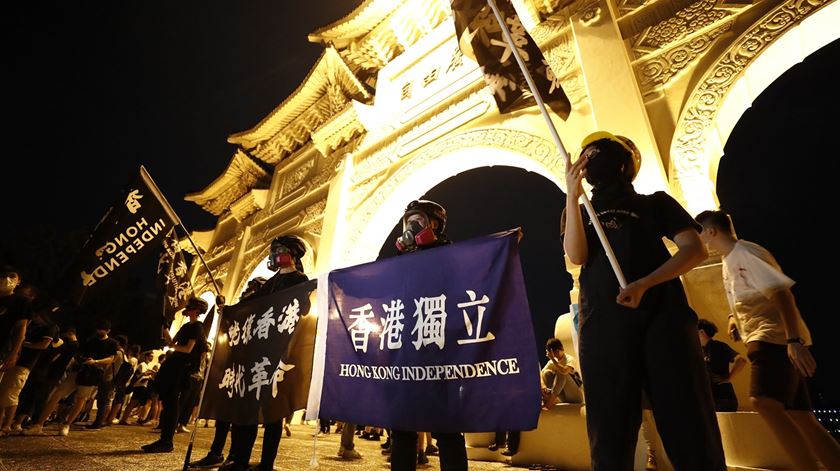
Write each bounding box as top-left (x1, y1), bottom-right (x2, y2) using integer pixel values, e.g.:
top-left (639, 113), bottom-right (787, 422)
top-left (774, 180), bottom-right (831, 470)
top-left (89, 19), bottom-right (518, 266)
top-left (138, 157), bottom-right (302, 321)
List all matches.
top-left (0, 422), bottom-right (528, 471)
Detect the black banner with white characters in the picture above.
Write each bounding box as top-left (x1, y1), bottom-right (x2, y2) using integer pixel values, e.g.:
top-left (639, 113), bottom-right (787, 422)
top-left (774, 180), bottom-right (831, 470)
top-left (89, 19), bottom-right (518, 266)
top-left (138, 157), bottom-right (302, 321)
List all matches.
top-left (200, 280), bottom-right (317, 425)
top-left (157, 228), bottom-right (194, 328)
top-left (62, 168), bottom-right (176, 303)
top-left (450, 0), bottom-right (571, 119)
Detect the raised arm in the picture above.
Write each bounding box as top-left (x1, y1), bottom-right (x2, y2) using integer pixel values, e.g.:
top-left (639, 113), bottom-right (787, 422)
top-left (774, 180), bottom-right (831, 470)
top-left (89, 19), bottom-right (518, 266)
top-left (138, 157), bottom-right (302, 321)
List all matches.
top-left (563, 154), bottom-right (589, 265)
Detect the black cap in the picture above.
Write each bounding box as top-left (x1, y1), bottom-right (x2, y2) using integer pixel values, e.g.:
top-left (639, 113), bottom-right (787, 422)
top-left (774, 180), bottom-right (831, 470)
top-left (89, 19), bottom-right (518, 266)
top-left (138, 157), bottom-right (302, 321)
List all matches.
top-left (185, 297), bottom-right (209, 313)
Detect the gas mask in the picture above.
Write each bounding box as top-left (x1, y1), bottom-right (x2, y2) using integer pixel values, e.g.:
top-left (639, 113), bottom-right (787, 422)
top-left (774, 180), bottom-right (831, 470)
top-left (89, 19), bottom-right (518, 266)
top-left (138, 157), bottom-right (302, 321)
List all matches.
top-left (584, 144), bottom-right (628, 189)
top-left (395, 213), bottom-right (438, 253)
top-left (267, 246), bottom-right (295, 271)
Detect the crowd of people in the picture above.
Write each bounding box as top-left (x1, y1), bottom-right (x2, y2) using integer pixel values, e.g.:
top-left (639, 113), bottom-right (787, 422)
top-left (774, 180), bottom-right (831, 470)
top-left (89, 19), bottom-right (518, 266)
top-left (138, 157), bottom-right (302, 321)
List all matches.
top-left (2, 130), bottom-right (839, 471)
top-left (0, 273), bottom-right (209, 441)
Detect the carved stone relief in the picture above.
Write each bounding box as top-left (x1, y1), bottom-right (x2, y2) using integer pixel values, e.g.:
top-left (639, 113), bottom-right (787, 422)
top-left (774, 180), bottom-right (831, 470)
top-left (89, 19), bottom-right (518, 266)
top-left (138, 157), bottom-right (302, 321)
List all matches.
top-left (634, 21), bottom-right (732, 93)
top-left (670, 0), bottom-right (829, 207)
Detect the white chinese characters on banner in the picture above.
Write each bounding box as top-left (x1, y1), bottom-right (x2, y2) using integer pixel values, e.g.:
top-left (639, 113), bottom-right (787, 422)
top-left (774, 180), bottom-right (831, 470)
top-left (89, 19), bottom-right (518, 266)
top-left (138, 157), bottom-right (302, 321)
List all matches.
top-left (380, 300), bottom-right (405, 350)
top-left (457, 290), bottom-right (495, 345)
top-left (345, 290), bottom-right (495, 352)
top-left (125, 189), bottom-right (143, 214)
top-left (217, 297), bottom-right (303, 401)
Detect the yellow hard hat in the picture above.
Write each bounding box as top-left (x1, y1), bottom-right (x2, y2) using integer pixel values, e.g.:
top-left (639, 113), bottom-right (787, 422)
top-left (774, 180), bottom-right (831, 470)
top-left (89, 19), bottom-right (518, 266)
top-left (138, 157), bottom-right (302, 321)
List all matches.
top-left (580, 131), bottom-right (641, 181)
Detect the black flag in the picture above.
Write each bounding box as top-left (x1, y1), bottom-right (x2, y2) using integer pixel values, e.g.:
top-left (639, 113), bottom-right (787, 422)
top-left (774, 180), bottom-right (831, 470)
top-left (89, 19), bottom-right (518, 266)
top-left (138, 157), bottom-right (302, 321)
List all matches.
top-left (61, 166), bottom-right (178, 304)
top-left (157, 228), bottom-right (194, 328)
top-left (450, 0), bottom-right (571, 119)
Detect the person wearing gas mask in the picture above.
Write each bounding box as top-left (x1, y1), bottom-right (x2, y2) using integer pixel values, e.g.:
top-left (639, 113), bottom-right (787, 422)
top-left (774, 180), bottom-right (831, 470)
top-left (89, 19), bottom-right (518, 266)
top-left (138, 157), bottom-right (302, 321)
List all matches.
top-left (388, 200), bottom-right (468, 471)
top-left (214, 235), bottom-right (308, 471)
top-left (562, 132), bottom-right (726, 470)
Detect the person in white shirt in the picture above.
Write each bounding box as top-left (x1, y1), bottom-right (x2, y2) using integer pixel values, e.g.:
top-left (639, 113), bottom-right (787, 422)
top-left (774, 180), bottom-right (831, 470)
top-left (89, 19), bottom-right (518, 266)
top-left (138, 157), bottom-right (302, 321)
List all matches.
top-left (540, 337), bottom-right (583, 407)
top-left (696, 210), bottom-right (839, 471)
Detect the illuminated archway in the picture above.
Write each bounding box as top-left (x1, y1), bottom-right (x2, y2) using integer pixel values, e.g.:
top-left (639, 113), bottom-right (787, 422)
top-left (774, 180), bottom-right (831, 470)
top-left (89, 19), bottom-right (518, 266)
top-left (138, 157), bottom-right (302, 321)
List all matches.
top-left (670, 0), bottom-right (839, 214)
top-left (341, 128), bottom-right (565, 267)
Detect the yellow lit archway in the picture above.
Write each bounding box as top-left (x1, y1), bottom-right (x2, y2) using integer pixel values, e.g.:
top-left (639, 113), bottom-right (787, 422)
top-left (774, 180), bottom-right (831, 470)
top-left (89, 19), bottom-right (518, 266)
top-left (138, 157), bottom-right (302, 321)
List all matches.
top-left (670, 0), bottom-right (840, 215)
top-left (340, 128), bottom-right (565, 267)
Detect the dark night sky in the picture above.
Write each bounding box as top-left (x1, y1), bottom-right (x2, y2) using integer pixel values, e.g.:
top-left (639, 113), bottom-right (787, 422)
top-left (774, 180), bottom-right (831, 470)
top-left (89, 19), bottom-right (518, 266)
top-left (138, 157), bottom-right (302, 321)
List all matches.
top-left (2, 4), bottom-right (838, 402)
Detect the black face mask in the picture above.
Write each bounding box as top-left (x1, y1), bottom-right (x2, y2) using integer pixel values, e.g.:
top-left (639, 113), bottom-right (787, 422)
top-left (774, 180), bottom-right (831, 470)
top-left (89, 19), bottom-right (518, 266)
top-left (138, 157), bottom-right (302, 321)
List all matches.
top-left (585, 148), bottom-right (625, 189)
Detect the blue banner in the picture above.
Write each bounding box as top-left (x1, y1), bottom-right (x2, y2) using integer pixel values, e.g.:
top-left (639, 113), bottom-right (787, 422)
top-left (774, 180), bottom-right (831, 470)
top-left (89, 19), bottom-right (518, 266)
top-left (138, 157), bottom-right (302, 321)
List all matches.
top-left (312, 229), bottom-right (540, 433)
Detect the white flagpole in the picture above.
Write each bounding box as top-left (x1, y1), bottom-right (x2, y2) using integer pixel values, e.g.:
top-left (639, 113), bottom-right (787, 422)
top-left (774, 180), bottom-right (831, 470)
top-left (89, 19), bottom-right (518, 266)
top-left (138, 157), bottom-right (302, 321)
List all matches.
top-left (483, 0), bottom-right (628, 288)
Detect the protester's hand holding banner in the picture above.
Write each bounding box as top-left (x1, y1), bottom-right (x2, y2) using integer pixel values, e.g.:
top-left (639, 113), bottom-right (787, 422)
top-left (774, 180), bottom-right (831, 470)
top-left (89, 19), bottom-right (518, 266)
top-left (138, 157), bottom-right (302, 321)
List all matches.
top-left (200, 280), bottom-right (318, 425)
top-left (307, 229), bottom-right (540, 433)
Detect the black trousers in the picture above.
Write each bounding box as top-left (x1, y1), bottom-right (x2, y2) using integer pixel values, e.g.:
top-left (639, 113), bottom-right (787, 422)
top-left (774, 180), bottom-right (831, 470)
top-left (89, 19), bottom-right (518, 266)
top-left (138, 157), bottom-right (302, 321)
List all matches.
top-left (230, 420), bottom-right (283, 469)
top-left (209, 421), bottom-right (231, 457)
top-left (390, 430), bottom-right (467, 471)
top-left (177, 376), bottom-right (202, 426)
top-left (91, 379), bottom-right (114, 425)
top-left (578, 304), bottom-right (726, 470)
top-left (155, 362), bottom-right (190, 444)
top-left (158, 384), bottom-right (181, 443)
top-left (494, 430), bottom-right (520, 453)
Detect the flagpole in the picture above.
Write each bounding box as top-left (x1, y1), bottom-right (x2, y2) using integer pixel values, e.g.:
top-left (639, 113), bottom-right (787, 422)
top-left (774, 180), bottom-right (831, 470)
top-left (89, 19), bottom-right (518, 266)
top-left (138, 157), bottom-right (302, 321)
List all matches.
top-left (136, 166), bottom-right (226, 468)
top-left (139, 165), bottom-right (223, 295)
top-left (483, 0), bottom-right (628, 288)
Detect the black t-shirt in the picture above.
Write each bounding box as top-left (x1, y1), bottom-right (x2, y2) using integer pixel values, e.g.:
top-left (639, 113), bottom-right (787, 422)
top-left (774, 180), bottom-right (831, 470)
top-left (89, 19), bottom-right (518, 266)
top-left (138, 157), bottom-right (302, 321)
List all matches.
top-left (82, 335), bottom-right (118, 362)
top-left (16, 320), bottom-right (59, 370)
top-left (703, 339), bottom-right (739, 384)
top-left (251, 270), bottom-right (309, 299)
top-left (171, 321), bottom-right (206, 372)
top-left (47, 338), bottom-right (80, 381)
top-left (0, 294), bottom-right (32, 354)
top-left (562, 187), bottom-right (701, 315)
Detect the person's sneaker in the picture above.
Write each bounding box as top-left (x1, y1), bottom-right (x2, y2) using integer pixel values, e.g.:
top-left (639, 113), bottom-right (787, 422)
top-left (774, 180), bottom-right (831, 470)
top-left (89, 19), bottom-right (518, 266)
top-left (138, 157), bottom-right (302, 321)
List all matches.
top-left (417, 451), bottom-right (429, 465)
top-left (59, 425), bottom-right (70, 436)
top-left (23, 425), bottom-right (44, 436)
top-left (177, 424), bottom-right (190, 434)
top-left (10, 424), bottom-right (23, 433)
top-left (141, 440), bottom-right (174, 453)
top-left (189, 453), bottom-right (225, 468)
top-left (380, 438), bottom-right (391, 450)
top-left (339, 448), bottom-right (362, 460)
top-left (425, 443), bottom-right (438, 455)
top-left (501, 448), bottom-right (516, 456)
top-left (487, 442), bottom-right (499, 451)
top-left (283, 424), bottom-right (291, 437)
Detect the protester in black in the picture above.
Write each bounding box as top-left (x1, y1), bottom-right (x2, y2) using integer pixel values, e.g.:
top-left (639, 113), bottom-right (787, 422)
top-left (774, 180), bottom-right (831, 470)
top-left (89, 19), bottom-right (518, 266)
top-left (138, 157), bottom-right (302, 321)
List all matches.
top-left (8, 305), bottom-right (58, 431)
top-left (389, 199), bottom-right (469, 471)
top-left (697, 318), bottom-right (746, 411)
top-left (219, 236), bottom-right (309, 471)
top-left (142, 296), bottom-right (208, 453)
top-left (562, 131), bottom-right (726, 470)
top-left (57, 318), bottom-right (118, 437)
top-left (189, 277), bottom-right (267, 468)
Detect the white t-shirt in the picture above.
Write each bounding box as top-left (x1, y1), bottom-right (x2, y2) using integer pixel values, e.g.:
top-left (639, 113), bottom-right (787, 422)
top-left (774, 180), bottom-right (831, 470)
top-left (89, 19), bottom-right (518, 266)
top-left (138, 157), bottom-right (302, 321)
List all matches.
top-left (722, 240), bottom-right (811, 345)
top-left (541, 354), bottom-right (577, 392)
top-left (134, 361), bottom-right (153, 387)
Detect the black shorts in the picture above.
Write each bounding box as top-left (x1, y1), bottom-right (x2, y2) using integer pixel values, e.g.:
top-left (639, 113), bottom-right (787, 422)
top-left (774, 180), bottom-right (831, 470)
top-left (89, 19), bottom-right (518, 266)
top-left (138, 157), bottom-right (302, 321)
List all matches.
top-left (131, 386), bottom-right (151, 404)
top-left (746, 341), bottom-right (811, 410)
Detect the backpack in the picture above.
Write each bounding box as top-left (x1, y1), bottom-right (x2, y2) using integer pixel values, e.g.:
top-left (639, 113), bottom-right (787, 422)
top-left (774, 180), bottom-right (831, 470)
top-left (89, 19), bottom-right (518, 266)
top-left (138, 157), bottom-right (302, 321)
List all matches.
top-left (113, 355), bottom-right (134, 388)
